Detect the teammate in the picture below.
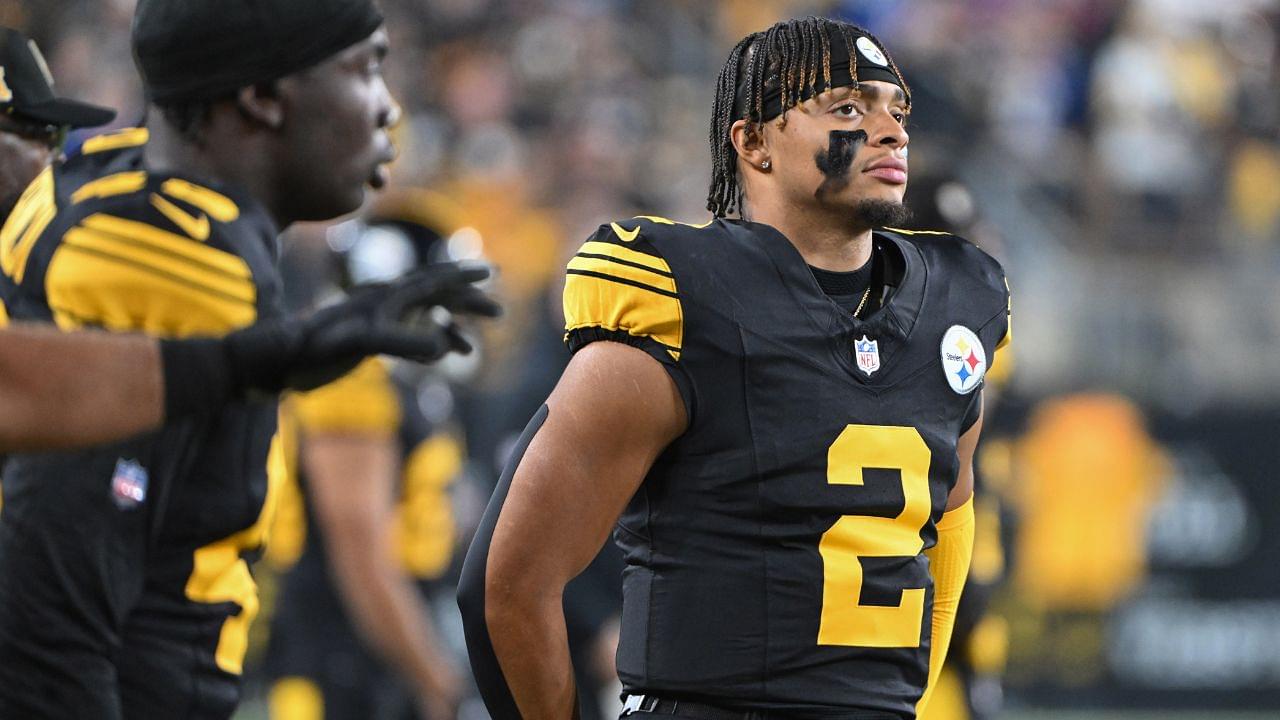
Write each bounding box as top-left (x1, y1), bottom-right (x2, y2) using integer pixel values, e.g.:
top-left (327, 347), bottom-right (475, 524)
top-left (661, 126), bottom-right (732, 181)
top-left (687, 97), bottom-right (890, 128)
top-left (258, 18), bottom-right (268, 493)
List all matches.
top-left (0, 0), bottom-right (439, 717)
top-left (459, 17), bottom-right (1009, 719)
top-left (0, 29), bottom-right (493, 455)
top-left (0, 25), bottom-right (115, 317)
top-left (264, 209), bottom-right (469, 720)
top-left (0, 26), bottom-right (115, 216)
top-left (0, 263), bottom-right (495, 453)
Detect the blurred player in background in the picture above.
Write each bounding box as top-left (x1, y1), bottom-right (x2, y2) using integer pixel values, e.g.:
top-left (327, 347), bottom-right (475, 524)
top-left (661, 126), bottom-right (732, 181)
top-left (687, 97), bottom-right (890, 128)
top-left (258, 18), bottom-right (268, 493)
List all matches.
top-left (460, 16), bottom-right (1009, 720)
top-left (0, 1), bottom-right (494, 718)
top-left (263, 198), bottom-right (471, 720)
top-left (0, 25), bottom-right (114, 329)
top-left (0, 27), bottom-right (115, 220)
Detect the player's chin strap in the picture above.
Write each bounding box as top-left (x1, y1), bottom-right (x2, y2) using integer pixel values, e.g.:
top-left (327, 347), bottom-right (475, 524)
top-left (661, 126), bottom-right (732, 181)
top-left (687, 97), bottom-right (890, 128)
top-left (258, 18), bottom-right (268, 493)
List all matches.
top-left (457, 405), bottom-right (550, 720)
top-left (915, 496), bottom-right (976, 717)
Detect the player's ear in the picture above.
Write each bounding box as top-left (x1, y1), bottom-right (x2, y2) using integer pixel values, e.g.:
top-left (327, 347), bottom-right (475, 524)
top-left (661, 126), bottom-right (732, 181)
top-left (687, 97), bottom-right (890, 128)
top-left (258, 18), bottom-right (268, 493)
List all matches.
top-left (731, 119), bottom-right (770, 174)
top-left (235, 82), bottom-right (284, 130)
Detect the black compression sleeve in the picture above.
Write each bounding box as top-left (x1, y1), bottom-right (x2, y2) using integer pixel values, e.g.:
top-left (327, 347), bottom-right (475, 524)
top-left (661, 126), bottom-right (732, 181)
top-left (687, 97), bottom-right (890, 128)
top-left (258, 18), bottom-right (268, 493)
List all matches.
top-left (157, 338), bottom-right (235, 421)
top-left (457, 404), bottom-right (550, 720)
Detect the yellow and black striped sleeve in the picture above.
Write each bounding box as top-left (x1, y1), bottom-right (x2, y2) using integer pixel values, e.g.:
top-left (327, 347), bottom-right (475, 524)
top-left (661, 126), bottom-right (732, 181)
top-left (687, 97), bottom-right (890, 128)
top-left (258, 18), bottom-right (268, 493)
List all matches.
top-left (563, 222), bottom-right (684, 365)
top-left (42, 193), bottom-right (259, 338)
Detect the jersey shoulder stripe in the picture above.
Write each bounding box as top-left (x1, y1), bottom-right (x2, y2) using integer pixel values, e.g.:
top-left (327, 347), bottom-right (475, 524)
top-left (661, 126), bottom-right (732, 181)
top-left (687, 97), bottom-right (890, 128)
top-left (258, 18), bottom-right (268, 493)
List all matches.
top-left (2, 152), bottom-right (272, 337)
top-left (0, 166), bottom-right (57, 284)
top-left (563, 220), bottom-right (684, 360)
top-left (69, 171), bottom-right (148, 204)
top-left (80, 126), bottom-right (149, 156)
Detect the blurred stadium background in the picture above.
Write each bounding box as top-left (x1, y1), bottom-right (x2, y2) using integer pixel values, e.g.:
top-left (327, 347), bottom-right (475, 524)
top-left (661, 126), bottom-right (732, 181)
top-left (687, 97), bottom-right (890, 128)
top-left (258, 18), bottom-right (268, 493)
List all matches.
top-left (11, 0), bottom-right (1280, 717)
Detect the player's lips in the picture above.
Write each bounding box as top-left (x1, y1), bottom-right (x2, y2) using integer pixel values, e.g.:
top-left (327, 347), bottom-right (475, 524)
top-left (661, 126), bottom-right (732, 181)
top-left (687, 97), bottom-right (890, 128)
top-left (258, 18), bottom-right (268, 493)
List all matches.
top-left (864, 157), bottom-right (908, 184)
top-left (369, 139), bottom-right (397, 189)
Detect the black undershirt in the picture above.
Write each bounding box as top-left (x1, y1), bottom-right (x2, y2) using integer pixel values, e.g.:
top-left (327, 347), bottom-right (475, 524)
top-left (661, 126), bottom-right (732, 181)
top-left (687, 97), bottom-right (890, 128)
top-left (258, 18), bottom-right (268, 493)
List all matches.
top-left (809, 254), bottom-right (874, 316)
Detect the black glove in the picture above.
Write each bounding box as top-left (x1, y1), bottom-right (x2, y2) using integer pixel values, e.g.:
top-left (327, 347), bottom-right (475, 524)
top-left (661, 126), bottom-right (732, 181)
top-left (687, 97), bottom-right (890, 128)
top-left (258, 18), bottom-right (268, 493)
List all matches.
top-left (160, 263), bottom-right (500, 418)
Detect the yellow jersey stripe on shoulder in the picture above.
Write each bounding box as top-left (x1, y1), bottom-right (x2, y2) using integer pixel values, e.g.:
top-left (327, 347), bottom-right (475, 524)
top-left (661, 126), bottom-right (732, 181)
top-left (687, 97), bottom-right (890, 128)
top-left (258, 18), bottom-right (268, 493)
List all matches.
top-left (563, 273), bottom-right (683, 360)
top-left (46, 244), bottom-right (256, 337)
top-left (71, 171), bottom-right (148, 204)
top-left (0, 166), bottom-right (56, 284)
top-left (161, 179), bottom-right (240, 223)
top-left (567, 256), bottom-right (676, 297)
top-left (565, 267), bottom-right (677, 299)
top-left (81, 127), bottom-right (149, 155)
top-left (61, 227), bottom-right (256, 304)
top-left (80, 213), bottom-right (252, 280)
top-left (577, 240), bottom-right (671, 275)
top-left (53, 241), bottom-right (255, 307)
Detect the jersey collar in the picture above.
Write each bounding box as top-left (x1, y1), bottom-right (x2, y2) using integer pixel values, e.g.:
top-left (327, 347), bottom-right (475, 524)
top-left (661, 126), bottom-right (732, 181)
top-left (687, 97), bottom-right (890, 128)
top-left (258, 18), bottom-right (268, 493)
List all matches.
top-left (741, 220), bottom-right (928, 385)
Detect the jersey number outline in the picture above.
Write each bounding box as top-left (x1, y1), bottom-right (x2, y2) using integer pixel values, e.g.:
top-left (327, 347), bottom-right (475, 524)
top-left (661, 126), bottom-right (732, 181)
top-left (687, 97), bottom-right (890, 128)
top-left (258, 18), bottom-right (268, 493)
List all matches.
top-left (818, 424), bottom-right (932, 647)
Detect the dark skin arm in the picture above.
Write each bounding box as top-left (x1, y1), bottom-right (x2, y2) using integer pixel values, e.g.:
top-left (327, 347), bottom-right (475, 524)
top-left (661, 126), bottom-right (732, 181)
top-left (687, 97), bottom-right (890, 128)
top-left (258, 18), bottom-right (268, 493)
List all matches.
top-left (0, 264), bottom-right (498, 453)
top-left (0, 325), bottom-right (163, 452)
top-left (949, 397), bottom-right (982, 511)
top-left (484, 342), bottom-right (686, 719)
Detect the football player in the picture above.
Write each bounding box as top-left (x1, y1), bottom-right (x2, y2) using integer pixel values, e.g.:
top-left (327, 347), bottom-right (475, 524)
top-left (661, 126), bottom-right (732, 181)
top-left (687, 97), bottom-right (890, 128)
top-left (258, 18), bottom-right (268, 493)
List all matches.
top-left (0, 1), bottom-right (487, 717)
top-left (264, 207), bottom-right (470, 720)
top-left (0, 27), bottom-right (115, 218)
top-left (0, 264), bottom-right (497, 453)
top-left (459, 17), bottom-right (1009, 720)
top-left (0, 26), bottom-right (115, 319)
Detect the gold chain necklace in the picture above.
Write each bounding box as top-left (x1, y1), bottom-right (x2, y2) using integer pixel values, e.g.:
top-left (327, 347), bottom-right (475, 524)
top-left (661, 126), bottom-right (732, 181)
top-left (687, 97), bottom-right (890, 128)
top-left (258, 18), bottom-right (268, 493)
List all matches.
top-left (853, 285), bottom-right (871, 319)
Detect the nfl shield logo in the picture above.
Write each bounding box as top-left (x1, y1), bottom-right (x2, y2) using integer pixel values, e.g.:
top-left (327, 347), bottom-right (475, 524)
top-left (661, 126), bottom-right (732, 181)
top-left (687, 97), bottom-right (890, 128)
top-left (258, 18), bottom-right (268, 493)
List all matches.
top-left (110, 458), bottom-right (148, 510)
top-left (855, 335), bottom-right (880, 376)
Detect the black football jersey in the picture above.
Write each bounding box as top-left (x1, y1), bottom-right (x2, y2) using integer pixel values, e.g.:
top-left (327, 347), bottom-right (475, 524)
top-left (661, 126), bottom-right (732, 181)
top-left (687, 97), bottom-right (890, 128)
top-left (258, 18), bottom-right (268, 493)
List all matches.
top-left (562, 217), bottom-right (1009, 718)
top-left (265, 358), bottom-right (462, 693)
top-left (0, 128), bottom-right (285, 675)
top-left (270, 358), bottom-right (458, 616)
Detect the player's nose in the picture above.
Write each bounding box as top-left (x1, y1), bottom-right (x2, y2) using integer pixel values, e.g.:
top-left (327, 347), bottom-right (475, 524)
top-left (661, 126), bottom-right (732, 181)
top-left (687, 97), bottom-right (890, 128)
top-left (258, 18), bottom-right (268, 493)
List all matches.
top-left (376, 80), bottom-right (401, 130)
top-left (869, 109), bottom-right (908, 149)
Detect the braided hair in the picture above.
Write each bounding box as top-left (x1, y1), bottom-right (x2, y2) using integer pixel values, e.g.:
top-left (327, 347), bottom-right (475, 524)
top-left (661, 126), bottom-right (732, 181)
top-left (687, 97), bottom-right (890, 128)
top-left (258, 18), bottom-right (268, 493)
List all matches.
top-left (706, 17), bottom-right (909, 218)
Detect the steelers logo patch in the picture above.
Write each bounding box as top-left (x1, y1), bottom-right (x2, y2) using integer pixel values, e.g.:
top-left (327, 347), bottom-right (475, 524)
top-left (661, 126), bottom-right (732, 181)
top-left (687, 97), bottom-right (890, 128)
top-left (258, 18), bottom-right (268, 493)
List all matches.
top-left (856, 37), bottom-right (889, 67)
top-left (940, 325), bottom-right (985, 394)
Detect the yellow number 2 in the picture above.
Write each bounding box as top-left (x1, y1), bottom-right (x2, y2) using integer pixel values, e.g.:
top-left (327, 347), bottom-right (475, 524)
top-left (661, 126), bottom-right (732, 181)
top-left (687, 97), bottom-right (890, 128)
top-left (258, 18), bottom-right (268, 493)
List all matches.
top-left (818, 425), bottom-right (933, 647)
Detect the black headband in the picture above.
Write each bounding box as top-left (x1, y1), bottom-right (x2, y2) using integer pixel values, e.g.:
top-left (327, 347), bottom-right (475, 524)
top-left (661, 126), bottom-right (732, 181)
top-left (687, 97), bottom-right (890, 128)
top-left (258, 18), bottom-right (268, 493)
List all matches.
top-left (734, 28), bottom-right (909, 121)
top-left (133, 0), bottom-right (384, 104)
